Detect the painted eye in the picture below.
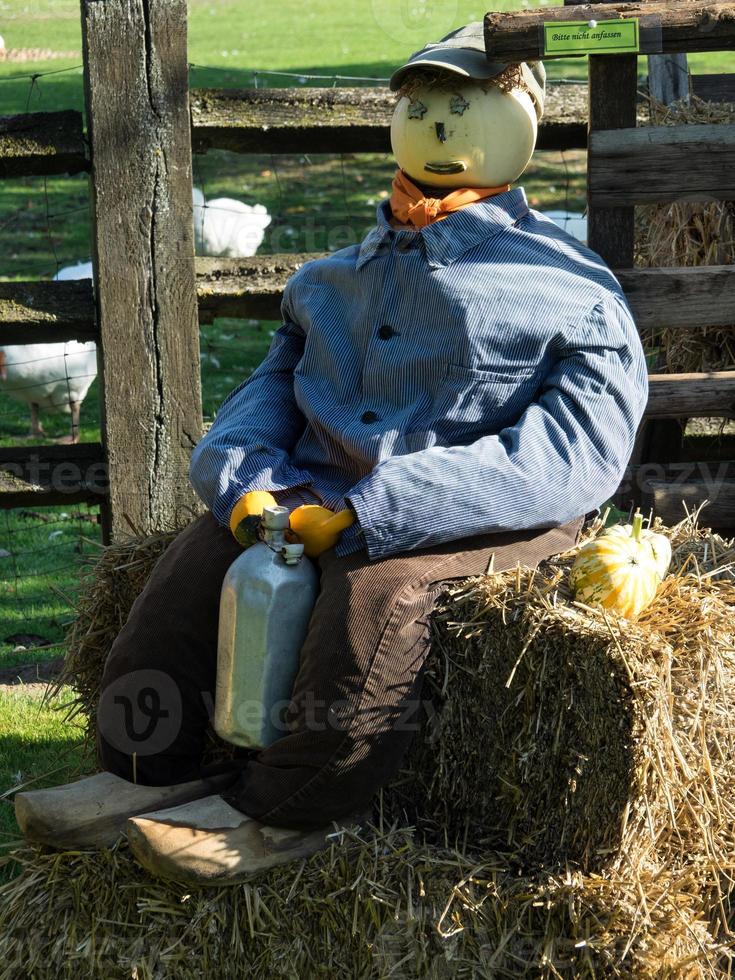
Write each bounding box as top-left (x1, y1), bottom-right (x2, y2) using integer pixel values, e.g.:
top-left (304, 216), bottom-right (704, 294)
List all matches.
top-left (450, 95), bottom-right (470, 116)
top-left (407, 100), bottom-right (428, 119)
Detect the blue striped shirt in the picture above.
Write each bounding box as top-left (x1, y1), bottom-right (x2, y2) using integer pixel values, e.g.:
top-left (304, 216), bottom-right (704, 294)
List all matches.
top-left (189, 187), bottom-right (648, 560)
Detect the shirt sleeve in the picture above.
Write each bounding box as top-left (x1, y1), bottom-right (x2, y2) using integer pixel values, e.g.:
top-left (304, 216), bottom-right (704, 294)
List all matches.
top-left (333, 517), bottom-right (367, 557)
top-left (345, 294), bottom-right (649, 560)
top-left (189, 320), bottom-right (314, 526)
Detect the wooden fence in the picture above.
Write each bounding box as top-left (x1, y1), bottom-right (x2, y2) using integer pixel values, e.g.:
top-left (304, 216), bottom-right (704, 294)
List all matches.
top-left (0, 0), bottom-right (734, 539)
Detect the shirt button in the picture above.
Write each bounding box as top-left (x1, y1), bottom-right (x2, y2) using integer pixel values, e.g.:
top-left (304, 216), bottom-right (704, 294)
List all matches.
top-left (361, 410), bottom-right (379, 424)
top-left (378, 324), bottom-right (395, 340)
top-left (396, 236), bottom-right (415, 251)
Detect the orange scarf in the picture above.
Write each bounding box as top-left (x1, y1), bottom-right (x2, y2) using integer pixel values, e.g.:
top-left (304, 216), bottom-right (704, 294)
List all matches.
top-left (390, 170), bottom-right (511, 229)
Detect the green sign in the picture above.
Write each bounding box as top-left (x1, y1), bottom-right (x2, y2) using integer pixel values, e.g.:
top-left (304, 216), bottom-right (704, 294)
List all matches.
top-left (543, 18), bottom-right (639, 56)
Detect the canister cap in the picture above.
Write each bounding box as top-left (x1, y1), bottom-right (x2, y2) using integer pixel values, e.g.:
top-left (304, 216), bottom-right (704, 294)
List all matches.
top-left (262, 505), bottom-right (290, 530)
top-left (282, 542), bottom-right (305, 565)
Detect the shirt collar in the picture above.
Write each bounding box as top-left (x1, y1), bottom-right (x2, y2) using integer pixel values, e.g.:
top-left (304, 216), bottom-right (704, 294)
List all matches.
top-left (356, 186), bottom-right (530, 270)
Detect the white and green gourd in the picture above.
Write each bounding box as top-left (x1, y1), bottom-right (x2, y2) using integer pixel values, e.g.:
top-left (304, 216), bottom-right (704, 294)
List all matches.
top-left (569, 513), bottom-right (672, 620)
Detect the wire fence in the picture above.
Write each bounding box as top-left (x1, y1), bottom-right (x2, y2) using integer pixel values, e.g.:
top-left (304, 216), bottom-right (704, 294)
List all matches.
top-left (188, 64), bottom-right (393, 86)
top-left (0, 60), bottom-right (583, 661)
top-left (1, 506), bottom-right (100, 654)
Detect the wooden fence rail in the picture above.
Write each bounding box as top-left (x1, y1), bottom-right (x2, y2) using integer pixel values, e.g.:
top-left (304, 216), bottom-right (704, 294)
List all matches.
top-left (0, 111), bottom-right (87, 178)
top-left (190, 82), bottom-right (590, 154)
top-left (4, 259), bottom-right (733, 339)
top-left (692, 73), bottom-right (735, 102)
top-left (589, 124), bottom-right (735, 206)
top-left (6, 76), bottom-right (733, 179)
top-left (632, 461), bottom-right (735, 527)
top-left (0, 443), bottom-right (106, 508)
top-left (484, 1), bottom-right (735, 60)
top-left (0, 281), bottom-right (98, 343)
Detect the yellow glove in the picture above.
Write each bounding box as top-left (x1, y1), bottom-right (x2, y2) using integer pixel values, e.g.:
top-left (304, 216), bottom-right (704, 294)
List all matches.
top-left (229, 490), bottom-right (278, 547)
top-left (288, 504), bottom-right (354, 558)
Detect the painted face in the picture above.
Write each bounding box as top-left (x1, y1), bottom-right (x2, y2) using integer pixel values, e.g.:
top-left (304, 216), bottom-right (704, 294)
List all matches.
top-left (390, 80), bottom-right (538, 189)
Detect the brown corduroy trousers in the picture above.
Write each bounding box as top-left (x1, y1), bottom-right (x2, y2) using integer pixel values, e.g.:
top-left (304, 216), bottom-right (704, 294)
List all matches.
top-left (97, 512), bottom-right (583, 830)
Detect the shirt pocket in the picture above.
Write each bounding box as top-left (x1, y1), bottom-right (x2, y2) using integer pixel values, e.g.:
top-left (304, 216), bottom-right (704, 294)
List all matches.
top-left (428, 363), bottom-right (540, 444)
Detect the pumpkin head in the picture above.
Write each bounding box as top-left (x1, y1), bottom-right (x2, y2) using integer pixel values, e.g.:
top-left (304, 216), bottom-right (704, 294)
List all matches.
top-left (570, 513), bottom-right (667, 621)
top-left (390, 77), bottom-right (538, 189)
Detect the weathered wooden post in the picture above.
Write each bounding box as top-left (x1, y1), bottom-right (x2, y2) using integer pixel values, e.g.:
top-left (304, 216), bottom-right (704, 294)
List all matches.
top-left (81, 0), bottom-right (203, 540)
top-left (648, 53), bottom-right (689, 104)
top-left (586, 53), bottom-right (638, 269)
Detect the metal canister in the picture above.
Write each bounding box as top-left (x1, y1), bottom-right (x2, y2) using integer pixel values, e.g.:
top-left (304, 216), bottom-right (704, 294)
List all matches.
top-left (215, 505), bottom-right (319, 748)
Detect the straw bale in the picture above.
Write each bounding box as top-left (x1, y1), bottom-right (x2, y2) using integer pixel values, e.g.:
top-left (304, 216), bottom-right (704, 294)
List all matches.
top-left (57, 529), bottom-right (180, 744)
top-left (635, 94), bottom-right (735, 374)
top-left (10, 512), bottom-right (728, 977)
top-left (387, 520), bottom-right (735, 881)
top-left (0, 826), bottom-right (727, 979)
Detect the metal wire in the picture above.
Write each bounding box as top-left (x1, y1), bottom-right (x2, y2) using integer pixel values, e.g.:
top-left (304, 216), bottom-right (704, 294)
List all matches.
top-left (0, 64), bottom-right (84, 84)
top-left (0, 506), bottom-right (100, 637)
top-left (188, 64), bottom-right (391, 85)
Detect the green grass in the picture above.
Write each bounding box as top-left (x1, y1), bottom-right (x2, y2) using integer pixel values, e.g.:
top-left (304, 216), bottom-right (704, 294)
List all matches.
top-left (0, 688), bottom-right (91, 848)
top-left (0, 0), bottom-right (585, 118)
top-left (0, 172), bottom-right (92, 283)
top-left (0, 507), bottom-right (101, 655)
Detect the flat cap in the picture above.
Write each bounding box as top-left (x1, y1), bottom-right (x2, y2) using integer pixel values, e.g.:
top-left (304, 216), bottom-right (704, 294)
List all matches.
top-left (389, 22), bottom-right (545, 120)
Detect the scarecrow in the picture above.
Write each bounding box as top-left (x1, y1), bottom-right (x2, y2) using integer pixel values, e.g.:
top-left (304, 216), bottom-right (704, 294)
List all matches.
top-left (17, 24), bottom-right (648, 884)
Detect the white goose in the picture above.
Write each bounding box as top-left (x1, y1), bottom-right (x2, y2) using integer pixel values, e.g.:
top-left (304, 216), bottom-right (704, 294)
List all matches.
top-left (192, 187), bottom-right (271, 258)
top-left (0, 262), bottom-right (97, 443)
top-left (0, 191), bottom-right (270, 442)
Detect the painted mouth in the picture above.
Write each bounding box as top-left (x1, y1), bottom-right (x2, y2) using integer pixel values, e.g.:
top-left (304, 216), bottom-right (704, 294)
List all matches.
top-left (424, 161), bottom-right (467, 175)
